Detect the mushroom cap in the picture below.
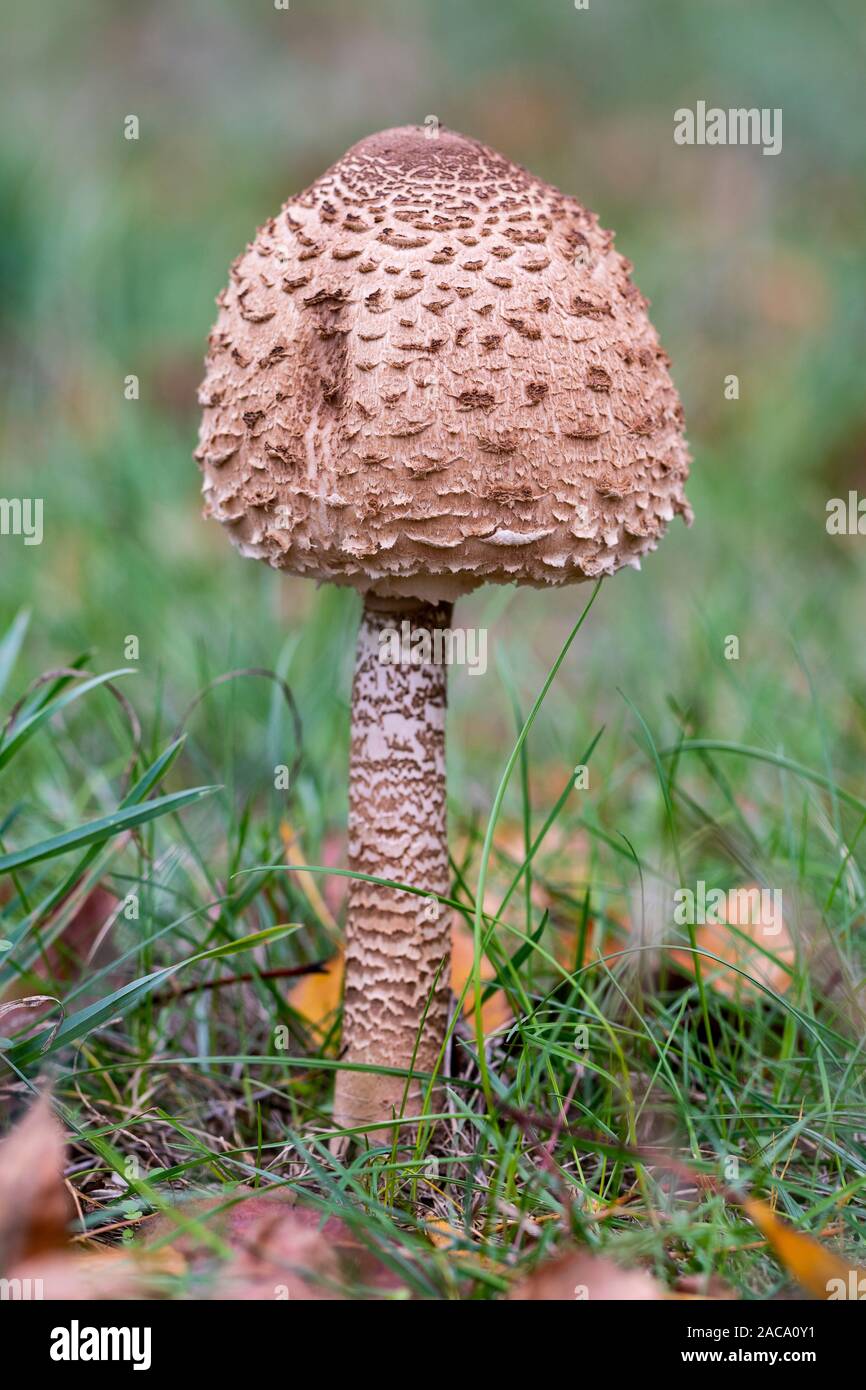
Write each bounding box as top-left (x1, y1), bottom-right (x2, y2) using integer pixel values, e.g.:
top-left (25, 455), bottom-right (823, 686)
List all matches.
top-left (196, 125), bottom-right (691, 601)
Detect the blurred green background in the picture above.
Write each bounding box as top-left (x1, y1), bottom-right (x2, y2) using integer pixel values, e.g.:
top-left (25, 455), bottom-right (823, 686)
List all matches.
top-left (1, 0), bottom-right (865, 841)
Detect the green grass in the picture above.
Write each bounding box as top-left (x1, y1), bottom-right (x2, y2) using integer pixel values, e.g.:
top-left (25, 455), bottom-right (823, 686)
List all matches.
top-left (1, 590), bottom-right (864, 1298)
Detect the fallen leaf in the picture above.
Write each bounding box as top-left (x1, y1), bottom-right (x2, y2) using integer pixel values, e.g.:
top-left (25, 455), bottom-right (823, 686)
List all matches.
top-left (669, 883), bottom-right (795, 1001)
top-left (509, 1248), bottom-right (665, 1301)
top-left (0, 1102), bottom-right (393, 1302)
top-left (553, 915), bottom-right (625, 972)
top-left (212, 1204), bottom-right (344, 1300)
top-left (426, 1219), bottom-right (503, 1273)
top-left (742, 1196), bottom-right (866, 1300)
top-left (146, 1190), bottom-right (403, 1298)
top-left (288, 948), bottom-right (344, 1040)
top-left (6, 1247), bottom-right (175, 1301)
top-left (673, 1271), bottom-right (738, 1299)
top-left (291, 1207), bottom-right (406, 1295)
top-left (426, 1218), bottom-right (464, 1251)
top-left (280, 822), bottom-right (340, 941)
top-left (0, 1093), bottom-right (170, 1299)
top-left (0, 885), bottom-right (119, 1035)
top-left (0, 1092), bottom-right (72, 1270)
top-left (450, 922), bottom-right (511, 1032)
top-left (146, 1192), bottom-right (341, 1299)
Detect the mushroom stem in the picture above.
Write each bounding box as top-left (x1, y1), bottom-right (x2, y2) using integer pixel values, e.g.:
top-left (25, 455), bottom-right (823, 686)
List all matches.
top-left (334, 595), bottom-right (453, 1143)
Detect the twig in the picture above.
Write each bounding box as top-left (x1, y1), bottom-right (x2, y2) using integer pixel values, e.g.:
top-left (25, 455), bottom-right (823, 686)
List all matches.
top-left (153, 960), bottom-right (328, 1006)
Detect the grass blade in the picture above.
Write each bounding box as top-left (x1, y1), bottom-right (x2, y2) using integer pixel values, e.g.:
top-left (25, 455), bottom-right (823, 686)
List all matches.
top-left (0, 784), bottom-right (219, 874)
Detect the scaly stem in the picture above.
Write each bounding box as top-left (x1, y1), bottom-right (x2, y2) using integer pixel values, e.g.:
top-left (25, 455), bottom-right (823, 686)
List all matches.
top-left (333, 596), bottom-right (452, 1143)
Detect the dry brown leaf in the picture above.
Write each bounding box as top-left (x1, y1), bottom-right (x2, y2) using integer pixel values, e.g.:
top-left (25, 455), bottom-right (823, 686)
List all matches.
top-left (669, 883), bottom-right (795, 1001)
top-left (147, 1191), bottom-right (402, 1299)
top-left (673, 1271), bottom-right (738, 1299)
top-left (6, 1247), bottom-right (175, 1301)
top-left (0, 1104), bottom-right (404, 1302)
top-left (0, 1092), bottom-right (178, 1300)
top-left (509, 1248), bottom-right (665, 1301)
top-left (146, 1192), bottom-right (341, 1299)
top-left (0, 885), bottom-right (119, 1035)
top-left (742, 1197), bottom-right (866, 1300)
top-left (43, 883), bottom-right (119, 975)
top-left (0, 1092), bottom-right (72, 1270)
top-left (289, 1208), bottom-right (406, 1295)
top-left (212, 1204), bottom-right (344, 1300)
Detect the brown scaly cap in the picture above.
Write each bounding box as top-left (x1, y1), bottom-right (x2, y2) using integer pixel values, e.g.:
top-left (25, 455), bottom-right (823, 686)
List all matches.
top-left (196, 125), bottom-right (692, 602)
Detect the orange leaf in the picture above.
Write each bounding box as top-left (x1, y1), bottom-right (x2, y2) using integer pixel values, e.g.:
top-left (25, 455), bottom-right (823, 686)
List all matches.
top-left (426, 1219), bottom-right (503, 1273)
top-left (450, 922), bottom-right (511, 1033)
top-left (280, 821), bottom-right (340, 942)
top-left (288, 949), bottom-right (344, 1039)
top-left (742, 1197), bottom-right (866, 1299)
top-left (670, 883), bottom-right (794, 1001)
top-left (554, 916), bottom-right (625, 972)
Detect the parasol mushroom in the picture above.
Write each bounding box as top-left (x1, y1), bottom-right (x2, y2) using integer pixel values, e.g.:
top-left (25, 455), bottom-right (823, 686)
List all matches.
top-left (195, 125), bottom-right (691, 1141)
